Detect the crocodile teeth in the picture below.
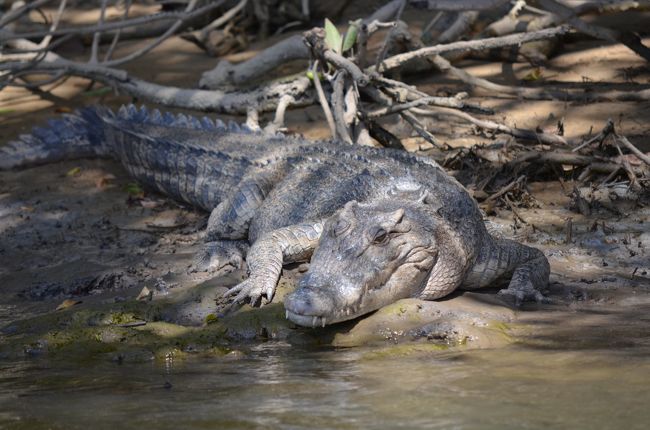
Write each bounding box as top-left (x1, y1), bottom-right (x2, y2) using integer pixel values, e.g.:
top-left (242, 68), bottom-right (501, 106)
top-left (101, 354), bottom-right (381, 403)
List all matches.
top-left (345, 308), bottom-right (350, 316)
top-left (312, 316), bottom-right (318, 328)
top-left (321, 317), bottom-right (326, 328)
top-left (285, 310), bottom-right (289, 319)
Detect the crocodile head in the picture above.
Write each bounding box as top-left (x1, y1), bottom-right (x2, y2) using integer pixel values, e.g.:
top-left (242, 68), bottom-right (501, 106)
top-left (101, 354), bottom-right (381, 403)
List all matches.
top-left (284, 194), bottom-right (441, 327)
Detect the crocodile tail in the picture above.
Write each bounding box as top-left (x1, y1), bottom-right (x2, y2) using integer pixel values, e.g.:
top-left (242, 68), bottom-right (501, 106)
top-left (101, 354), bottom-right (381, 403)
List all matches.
top-left (0, 106), bottom-right (112, 170)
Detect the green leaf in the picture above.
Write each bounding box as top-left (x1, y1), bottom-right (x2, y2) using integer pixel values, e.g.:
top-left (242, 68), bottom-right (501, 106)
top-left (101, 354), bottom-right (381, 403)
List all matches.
top-left (124, 182), bottom-right (144, 197)
top-left (82, 87), bottom-right (111, 97)
top-left (66, 166), bottom-right (82, 177)
top-left (523, 68), bottom-right (543, 81)
top-left (0, 108), bottom-right (15, 115)
top-left (342, 19), bottom-right (361, 52)
top-left (324, 18), bottom-right (342, 54)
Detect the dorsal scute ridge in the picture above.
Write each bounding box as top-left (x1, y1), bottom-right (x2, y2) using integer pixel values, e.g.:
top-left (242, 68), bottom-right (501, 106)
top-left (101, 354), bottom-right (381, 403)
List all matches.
top-left (112, 104), bottom-right (264, 135)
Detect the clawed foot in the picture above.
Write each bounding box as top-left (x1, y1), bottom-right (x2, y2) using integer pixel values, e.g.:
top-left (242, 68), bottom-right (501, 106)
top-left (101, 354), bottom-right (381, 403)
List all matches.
top-left (216, 276), bottom-right (277, 314)
top-left (192, 241), bottom-right (247, 273)
top-left (497, 282), bottom-right (551, 307)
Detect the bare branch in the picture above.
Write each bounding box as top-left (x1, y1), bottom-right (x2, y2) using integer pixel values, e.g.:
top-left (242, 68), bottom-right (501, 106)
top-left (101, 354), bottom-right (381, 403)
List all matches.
top-left (431, 53), bottom-right (650, 102)
top-left (199, 35), bottom-right (308, 89)
top-left (415, 106), bottom-right (569, 145)
top-left (0, 0), bottom-right (52, 29)
top-left (617, 134), bottom-right (650, 167)
top-left (0, 1), bottom-right (225, 43)
top-left (102, 0), bottom-right (202, 66)
top-left (38, 0), bottom-right (67, 49)
top-left (331, 71), bottom-right (353, 144)
top-left (0, 57), bottom-right (314, 114)
top-left (372, 25), bottom-right (571, 73)
top-left (90, 0), bottom-right (109, 64)
top-left (311, 61), bottom-right (336, 138)
top-left (413, 0), bottom-right (510, 11)
top-left (537, 0), bottom-right (650, 62)
top-left (197, 0), bottom-right (248, 43)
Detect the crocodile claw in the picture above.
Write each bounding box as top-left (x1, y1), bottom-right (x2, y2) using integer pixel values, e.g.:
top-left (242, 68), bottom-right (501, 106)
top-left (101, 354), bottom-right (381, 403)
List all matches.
top-left (217, 276), bottom-right (277, 313)
top-left (192, 241), bottom-right (245, 273)
top-left (497, 283), bottom-right (551, 307)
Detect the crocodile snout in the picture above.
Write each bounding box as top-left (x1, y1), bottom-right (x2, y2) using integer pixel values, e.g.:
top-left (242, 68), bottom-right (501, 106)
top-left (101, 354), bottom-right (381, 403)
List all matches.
top-left (284, 285), bottom-right (335, 321)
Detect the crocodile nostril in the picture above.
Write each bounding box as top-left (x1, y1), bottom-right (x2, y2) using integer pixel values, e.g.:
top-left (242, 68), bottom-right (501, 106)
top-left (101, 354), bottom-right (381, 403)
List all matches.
top-left (284, 285), bottom-right (335, 316)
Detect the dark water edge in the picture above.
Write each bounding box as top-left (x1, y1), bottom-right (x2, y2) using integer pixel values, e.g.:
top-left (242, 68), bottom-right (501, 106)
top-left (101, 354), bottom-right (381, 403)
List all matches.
top-left (1, 341), bottom-right (649, 430)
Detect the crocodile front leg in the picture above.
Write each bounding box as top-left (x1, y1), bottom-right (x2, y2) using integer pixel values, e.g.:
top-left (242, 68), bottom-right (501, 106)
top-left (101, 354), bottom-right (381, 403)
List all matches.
top-left (221, 220), bottom-right (324, 309)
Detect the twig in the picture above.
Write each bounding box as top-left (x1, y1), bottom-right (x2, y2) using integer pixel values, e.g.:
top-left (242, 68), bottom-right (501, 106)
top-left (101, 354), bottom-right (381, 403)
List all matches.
top-left (617, 134), bottom-right (650, 166)
top-left (365, 94), bottom-right (488, 118)
top-left (572, 119), bottom-right (614, 152)
top-left (415, 0), bottom-right (510, 10)
top-left (372, 25), bottom-right (571, 73)
top-left (196, 0), bottom-right (248, 44)
top-left (266, 94), bottom-right (295, 133)
top-left (374, 0), bottom-right (407, 68)
top-left (102, 0), bottom-right (202, 67)
top-left (485, 175), bottom-right (526, 202)
top-left (0, 1), bottom-right (225, 42)
top-left (323, 50), bottom-right (369, 87)
top-left (0, 0), bottom-right (52, 29)
top-left (90, 0), bottom-right (108, 64)
top-left (399, 110), bottom-right (440, 147)
top-left (537, 0), bottom-right (650, 62)
top-left (429, 53), bottom-right (650, 102)
top-left (38, 0), bottom-right (67, 49)
top-left (509, 150), bottom-right (646, 176)
top-left (331, 71), bottom-right (353, 144)
top-left (414, 106), bottom-right (569, 145)
top-left (311, 61), bottom-right (336, 138)
top-left (103, 0), bottom-right (132, 63)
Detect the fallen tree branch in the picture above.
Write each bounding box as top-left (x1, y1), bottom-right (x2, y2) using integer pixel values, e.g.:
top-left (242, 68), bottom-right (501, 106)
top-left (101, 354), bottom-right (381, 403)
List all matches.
top-left (199, 0), bottom-right (406, 89)
top-left (616, 134), bottom-right (650, 166)
top-left (331, 71), bottom-right (353, 143)
top-left (0, 1), bottom-right (226, 43)
top-left (199, 35), bottom-right (308, 89)
top-left (0, 58), bottom-right (314, 114)
top-left (411, 0), bottom-right (510, 11)
top-left (430, 53), bottom-right (650, 102)
top-left (537, 0), bottom-right (650, 62)
top-left (510, 150), bottom-right (646, 176)
top-left (364, 94), bottom-right (487, 118)
top-left (373, 25), bottom-right (571, 73)
top-left (415, 106), bottom-right (569, 145)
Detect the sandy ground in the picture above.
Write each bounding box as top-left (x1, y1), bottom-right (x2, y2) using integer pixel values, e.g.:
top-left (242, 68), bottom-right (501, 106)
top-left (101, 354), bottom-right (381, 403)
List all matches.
top-left (1, 7), bottom-right (649, 358)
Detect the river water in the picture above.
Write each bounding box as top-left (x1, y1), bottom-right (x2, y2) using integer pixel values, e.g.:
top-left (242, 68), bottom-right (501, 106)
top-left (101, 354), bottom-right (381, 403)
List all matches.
top-left (1, 339), bottom-right (649, 430)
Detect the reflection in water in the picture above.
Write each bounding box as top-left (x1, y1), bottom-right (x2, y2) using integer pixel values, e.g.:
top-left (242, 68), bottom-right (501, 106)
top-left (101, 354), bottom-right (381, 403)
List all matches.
top-left (1, 342), bottom-right (649, 430)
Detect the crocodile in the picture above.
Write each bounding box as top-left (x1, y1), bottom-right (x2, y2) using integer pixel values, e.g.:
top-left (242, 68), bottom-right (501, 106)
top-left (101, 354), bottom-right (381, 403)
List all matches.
top-left (1, 105), bottom-right (550, 327)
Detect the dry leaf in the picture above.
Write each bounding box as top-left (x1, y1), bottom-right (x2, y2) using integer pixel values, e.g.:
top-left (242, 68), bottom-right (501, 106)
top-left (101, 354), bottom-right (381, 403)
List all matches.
top-left (136, 286), bottom-right (153, 301)
top-left (56, 299), bottom-right (82, 311)
top-left (95, 174), bottom-right (116, 188)
top-left (140, 199), bottom-right (162, 209)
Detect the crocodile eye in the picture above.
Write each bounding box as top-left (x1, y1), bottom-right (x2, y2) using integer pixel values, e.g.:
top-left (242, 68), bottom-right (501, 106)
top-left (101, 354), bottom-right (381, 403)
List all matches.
top-left (371, 228), bottom-right (388, 244)
top-left (333, 219), bottom-right (350, 236)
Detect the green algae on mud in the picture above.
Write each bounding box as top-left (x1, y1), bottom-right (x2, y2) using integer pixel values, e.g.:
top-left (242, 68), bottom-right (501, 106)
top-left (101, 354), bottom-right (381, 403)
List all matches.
top-left (0, 288), bottom-right (522, 365)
